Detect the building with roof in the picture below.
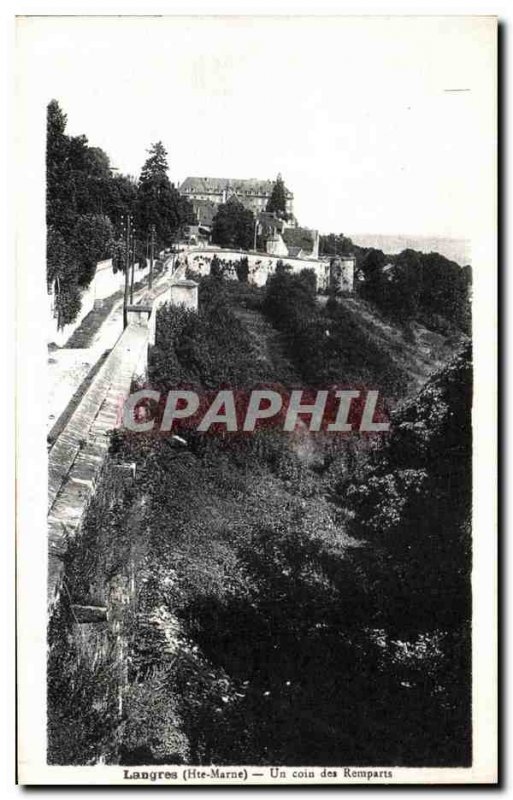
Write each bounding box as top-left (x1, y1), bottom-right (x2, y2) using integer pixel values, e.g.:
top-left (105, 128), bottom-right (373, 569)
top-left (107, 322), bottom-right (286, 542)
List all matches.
top-left (282, 226), bottom-right (319, 260)
top-left (254, 213), bottom-right (320, 260)
top-left (179, 175), bottom-right (294, 218)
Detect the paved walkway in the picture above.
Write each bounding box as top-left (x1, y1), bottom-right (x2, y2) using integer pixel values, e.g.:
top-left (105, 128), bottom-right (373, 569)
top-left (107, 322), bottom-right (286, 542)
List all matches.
top-left (48, 321), bottom-right (149, 607)
top-left (47, 266), bottom-right (182, 610)
top-left (47, 268), bottom-right (172, 437)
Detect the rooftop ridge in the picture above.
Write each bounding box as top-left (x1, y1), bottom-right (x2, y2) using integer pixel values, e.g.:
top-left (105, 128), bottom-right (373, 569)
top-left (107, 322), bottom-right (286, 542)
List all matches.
top-left (179, 175), bottom-right (293, 197)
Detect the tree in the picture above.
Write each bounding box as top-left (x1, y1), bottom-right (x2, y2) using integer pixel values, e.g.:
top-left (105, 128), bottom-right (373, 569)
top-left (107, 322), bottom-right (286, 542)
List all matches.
top-left (210, 255), bottom-right (223, 279)
top-left (139, 141), bottom-right (169, 182)
top-left (298, 268), bottom-right (317, 294)
top-left (211, 198), bottom-right (255, 250)
top-left (47, 228), bottom-right (82, 327)
top-left (53, 280), bottom-right (82, 328)
top-left (319, 232), bottom-right (354, 258)
top-left (385, 249), bottom-right (423, 322)
top-left (46, 100), bottom-right (78, 240)
top-left (345, 345), bottom-right (472, 635)
top-left (46, 99), bottom-right (137, 327)
top-left (47, 99), bottom-right (67, 139)
top-left (418, 252), bottom-right (471, 333)
top-left (72, 214), bottom-right (114, 286)
top-left (111, 234), bottom-right (128, 275)
top-left (46, 100), bottom-right (68, 199)
top-left (263, 269), bottom-right (317, 332)
top-left (46, 227), bottom-right (70, 289)
top-left (135, 142), bottom-right (194, 250)
top-left (266, 173), bottom-right (288, 219)
top-left (352, 240), bottom-right (471, 332)
top-left (104, 174), bottom-right (138, 230)
top-left (356, 248), bottom-right (387, 305)
top-left (274, 259), bottom-right (290, 276)
top-left (328, 257), bottom-right (344, 297)
top-left (235, 257), bottom-right (249, 283)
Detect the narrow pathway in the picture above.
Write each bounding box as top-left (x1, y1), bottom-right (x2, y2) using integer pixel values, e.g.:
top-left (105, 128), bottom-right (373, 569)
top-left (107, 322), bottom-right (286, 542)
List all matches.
top-left (47, 268), bottom-right (172, 435)
top-left (65, 291), bottom-right (124, 349)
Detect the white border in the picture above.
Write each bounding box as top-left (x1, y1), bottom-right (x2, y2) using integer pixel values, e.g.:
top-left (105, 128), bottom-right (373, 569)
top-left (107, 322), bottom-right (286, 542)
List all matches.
top-left (10, 2), bottom-right (499, 791)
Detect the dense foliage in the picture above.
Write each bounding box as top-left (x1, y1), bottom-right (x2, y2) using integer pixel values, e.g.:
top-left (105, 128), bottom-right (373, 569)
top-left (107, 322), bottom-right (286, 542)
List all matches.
top-left (235, 256), bottom-right (249, 283)
top-left (47, 103), bottom-right (194, 327)
top-left (265, 173), bottom-right (289, 220)
top-left (46, 100), bottom-right (130, 325)
top-left (149, 278), bottom-right (275, 391)
top-left (135, 142), bottom-right (195, 252)
top-left (348, 346), bottom-right (472, 626)
top-left (263, 269), bottom-right (408, 394)
top-left (211, 198), bottom-right (255, 250)
top-left (282, 227), bottom-right (314, 253)
top-left (318, 229), bottom-right (471, 333)
top-left (48, 277), bottom-right (472, 767)
top-left (358, 247), bottom-right (472, 332)
top-left (319, 231), bottom-right (355, 257)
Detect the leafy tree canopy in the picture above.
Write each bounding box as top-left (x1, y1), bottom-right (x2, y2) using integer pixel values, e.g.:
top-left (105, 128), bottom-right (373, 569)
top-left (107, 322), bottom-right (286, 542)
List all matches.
top-left (211, 198), bottom-right (255, 251)
top-left (319, 232), bottom-right (354, 257)
top-left (46, 99), bottom-right (132, 326)
top-left (266, 173), bottom-right (289, 219)
top-left (139, 141), bottom-right (169, 182)
top-left (355, 246), bottom-right (471, 332)
top-left (136, 141), bottom-right (194, 250)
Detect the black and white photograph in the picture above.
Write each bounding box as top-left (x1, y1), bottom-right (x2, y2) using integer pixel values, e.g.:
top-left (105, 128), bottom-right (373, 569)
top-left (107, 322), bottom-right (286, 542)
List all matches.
top-left (14, 11), bottom-right (497, 786)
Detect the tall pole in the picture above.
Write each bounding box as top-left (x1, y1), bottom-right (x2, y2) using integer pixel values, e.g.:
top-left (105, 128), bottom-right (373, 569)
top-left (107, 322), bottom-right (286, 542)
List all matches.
top-left (123, 213), bottom-right (131, 329)
top-left (149, 224), bottom-right (155, 289)
top-left (254, 217), bottom-right (258, 251)
top-left (130, 229), bottom-right (136, 304)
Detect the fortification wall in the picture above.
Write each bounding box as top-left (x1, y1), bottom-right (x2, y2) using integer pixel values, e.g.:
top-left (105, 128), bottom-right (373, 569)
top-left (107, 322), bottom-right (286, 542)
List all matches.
top-left (181, 247), bottom-right (331, 290)
top-left (47, 275), bottom-right (198, 613)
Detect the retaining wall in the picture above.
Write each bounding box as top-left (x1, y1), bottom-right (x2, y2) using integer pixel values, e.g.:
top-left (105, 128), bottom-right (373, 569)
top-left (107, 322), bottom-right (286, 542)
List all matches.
top-left (47, 274), bottom-right (198, 612)
top-left (48, 259), bottom-right (151, 347)
top-left (181, 247), bottom-right (332, 290)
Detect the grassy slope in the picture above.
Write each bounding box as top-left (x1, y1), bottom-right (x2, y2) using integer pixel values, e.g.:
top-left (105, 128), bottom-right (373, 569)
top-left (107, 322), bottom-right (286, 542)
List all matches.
top-left (48, 281), bottom-right (466, 766)
top-left (336, 295), bottom-right (468, 392)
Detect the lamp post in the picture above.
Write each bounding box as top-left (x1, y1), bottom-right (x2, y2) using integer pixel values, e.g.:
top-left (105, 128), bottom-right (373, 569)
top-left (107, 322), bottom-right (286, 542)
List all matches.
top-left (122, 213), bottom-right (131, 329)
top-left (149, 224), bottom-right (155, 289)
top-left (130, 234), bottom-right (136, 304)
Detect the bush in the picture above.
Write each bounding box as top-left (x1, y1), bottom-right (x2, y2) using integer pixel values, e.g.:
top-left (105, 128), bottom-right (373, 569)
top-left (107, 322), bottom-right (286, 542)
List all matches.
top-left (150, 283), bottom-right (274, 390)
top-left (263, 270), bottom-right (407, 393)
top-left (235, 256), bottom-right (249, 283)
top-left (54, 279), bottom-right (82, 327)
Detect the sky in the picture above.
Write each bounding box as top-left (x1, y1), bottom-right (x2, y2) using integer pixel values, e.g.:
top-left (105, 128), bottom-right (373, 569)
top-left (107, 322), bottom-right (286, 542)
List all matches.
top-left (17, 15), bottom-right (495, 238)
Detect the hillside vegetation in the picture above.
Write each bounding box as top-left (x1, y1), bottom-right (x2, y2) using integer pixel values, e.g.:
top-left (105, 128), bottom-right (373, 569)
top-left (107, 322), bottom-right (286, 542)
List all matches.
top-left (48, 275), bottom-right (472, 767)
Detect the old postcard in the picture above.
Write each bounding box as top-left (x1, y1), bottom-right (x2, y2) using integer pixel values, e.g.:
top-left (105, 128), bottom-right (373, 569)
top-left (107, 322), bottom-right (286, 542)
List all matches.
top-left (16, 13), bottom-right (497, 785)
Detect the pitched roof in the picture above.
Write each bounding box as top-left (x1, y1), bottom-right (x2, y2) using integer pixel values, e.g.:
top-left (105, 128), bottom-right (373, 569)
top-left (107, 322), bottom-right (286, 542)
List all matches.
top-left (282, 227), bottom-right (315, 254)
top-left (257, 211), bottom-right (286, 231)
top-left (179, 176), bottom-right (293, 198)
